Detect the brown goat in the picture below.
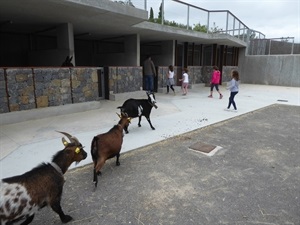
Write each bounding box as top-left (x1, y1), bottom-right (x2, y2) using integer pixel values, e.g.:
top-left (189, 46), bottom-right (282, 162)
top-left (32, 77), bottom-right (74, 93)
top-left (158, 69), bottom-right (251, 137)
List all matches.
top-left (91, 113), bottom-right (131, 187)
top-left (0, 132), bottom-right (87, 225)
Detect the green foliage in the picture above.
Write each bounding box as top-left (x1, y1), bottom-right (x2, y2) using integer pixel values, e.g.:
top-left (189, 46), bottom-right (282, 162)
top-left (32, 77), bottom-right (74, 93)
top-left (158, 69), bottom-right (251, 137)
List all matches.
top-left (193, 23), bottom-right (207, 33)
top-left (158, 3), bottom-right (162, 19)
top-left (148, 3), bottom-right (210, 33)
top-left (209, 22), bottom-right (223, 33)
top-left (149, 7), bottom-right (154, 21)
top-left (114, 0), bottom-right (134, 7)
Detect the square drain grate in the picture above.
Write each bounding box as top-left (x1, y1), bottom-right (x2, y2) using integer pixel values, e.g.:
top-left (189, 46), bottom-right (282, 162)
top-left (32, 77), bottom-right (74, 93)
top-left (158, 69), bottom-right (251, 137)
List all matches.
top-left (189, 142), bottom-right (222, 156)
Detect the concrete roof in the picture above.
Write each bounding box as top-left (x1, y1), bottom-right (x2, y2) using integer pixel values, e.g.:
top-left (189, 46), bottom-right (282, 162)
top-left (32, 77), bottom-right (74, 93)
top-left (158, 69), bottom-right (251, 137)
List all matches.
top-left (0, 0), bottom-right (247, 47)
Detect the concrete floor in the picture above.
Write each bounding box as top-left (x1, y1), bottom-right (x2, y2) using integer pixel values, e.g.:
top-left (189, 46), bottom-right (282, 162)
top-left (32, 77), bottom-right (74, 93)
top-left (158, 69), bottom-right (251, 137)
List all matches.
top-left (0, 84), bottom-right (299, 180)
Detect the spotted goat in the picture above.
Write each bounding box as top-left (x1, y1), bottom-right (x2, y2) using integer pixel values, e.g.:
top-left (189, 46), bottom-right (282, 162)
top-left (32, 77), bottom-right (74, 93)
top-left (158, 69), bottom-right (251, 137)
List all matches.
top-left (0, 132), bottom-right (87, 225)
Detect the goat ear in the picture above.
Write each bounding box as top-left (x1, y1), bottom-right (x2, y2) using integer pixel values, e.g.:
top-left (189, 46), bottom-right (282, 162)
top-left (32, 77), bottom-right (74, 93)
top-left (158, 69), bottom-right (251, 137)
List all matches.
top-left (62, 137), bottom-right (69, 146)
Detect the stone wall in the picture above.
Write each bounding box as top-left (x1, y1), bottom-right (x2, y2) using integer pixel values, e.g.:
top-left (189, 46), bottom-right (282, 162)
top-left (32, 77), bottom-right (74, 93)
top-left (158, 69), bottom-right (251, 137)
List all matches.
top-left (222, 66), bottom-right (239, 82)
top-left (0, 69), bottom-right (9, 113)
top-left (108, 67), bottom-right (143, 93)
top-left (0, 67), bottom-right (100, 113)
top-left (158, 66), bottom-right (206, 88)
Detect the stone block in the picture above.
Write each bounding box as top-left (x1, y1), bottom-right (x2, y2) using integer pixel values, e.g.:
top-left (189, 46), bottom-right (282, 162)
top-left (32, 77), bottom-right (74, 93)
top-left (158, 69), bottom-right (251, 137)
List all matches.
top-left (9, 104), bottom-right (20, 112)
top-left (20, 96), bottom-right (29, 104)
top-left (36, 96), bottom-right (49, 108)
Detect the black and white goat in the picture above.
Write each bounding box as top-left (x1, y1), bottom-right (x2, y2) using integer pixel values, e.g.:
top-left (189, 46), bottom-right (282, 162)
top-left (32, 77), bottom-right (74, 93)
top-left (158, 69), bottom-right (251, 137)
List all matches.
top-left (0, 132), bottom-right (87, 225)
top-left (117, 92), bottom-right (158, 133)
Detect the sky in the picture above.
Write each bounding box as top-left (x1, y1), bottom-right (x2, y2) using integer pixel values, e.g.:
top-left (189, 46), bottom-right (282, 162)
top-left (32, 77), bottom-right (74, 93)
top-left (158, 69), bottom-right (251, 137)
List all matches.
top-left (144, 0), bottom-right (300, 43)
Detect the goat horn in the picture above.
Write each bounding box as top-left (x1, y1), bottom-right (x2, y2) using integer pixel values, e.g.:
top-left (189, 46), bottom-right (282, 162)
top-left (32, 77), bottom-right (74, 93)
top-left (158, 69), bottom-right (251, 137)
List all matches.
top-left (56, 131), bottom-right (80, 145)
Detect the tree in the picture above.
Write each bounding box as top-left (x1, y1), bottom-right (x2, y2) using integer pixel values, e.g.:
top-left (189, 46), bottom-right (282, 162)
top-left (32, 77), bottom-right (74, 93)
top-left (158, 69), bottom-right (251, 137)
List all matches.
top-left (149, 7), bottom-right (154, 21)
top-left (158, 2), bottom-right (162, 20)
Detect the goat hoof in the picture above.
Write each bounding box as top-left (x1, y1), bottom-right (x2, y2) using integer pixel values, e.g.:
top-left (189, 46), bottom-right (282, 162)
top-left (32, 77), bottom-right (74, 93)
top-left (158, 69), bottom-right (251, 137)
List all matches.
top-left (138, 125), bottom-right (141, 127)
top-left (116, 162), bottom-right (120, 166)
top-left (61, 215), bottom-right (73, 223)
top-left (152, 127), bottom-right (155, 130)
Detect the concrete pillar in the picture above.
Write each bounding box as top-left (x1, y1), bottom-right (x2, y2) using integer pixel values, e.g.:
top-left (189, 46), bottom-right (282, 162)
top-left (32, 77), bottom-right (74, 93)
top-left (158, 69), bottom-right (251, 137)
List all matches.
top-left (158, 40), bottom-right (175, 66)
top-left (124, 34), bottom-right (140, 66)
top-left (57, 23), bottom-right (75, 65)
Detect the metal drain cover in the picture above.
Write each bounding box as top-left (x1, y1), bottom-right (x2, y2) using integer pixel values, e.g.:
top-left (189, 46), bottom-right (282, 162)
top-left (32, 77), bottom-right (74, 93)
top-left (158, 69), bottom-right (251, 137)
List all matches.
top-left (189, 142), bottom-right (222, 156)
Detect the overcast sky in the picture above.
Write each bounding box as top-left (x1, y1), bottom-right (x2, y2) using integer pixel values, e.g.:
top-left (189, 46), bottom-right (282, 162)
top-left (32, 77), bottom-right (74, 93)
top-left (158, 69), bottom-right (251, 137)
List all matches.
top-left (146, 0), bottom-right (300, 43)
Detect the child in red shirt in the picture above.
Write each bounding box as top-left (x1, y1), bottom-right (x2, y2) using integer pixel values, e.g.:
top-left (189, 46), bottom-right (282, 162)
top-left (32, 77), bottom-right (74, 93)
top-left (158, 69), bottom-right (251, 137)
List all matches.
top-left (208, 66), bottom-right (223, 99)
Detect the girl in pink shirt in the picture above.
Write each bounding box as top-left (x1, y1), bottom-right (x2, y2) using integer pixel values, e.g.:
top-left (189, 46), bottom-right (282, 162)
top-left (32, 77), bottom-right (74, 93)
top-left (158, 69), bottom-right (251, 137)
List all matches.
top-left (208, 66), bottom-right (223, 99)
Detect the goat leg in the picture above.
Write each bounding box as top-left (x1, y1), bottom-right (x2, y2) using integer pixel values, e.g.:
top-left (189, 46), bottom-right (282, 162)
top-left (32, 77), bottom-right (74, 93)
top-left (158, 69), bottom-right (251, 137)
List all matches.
top-left (116, 153), bottom-right (120, 166)
top-left (93, 168), bottom-right (98, 187)
top-left (20, 214), bottom-right (35, 225)
top-left (51, 202), bottom-right (72, 223)
top-left (138, 116), bottom-right (142, 127)
top-left (146, 118), bottom-right (155, 130)
top-left (124, 125), bottom-right (129, 134)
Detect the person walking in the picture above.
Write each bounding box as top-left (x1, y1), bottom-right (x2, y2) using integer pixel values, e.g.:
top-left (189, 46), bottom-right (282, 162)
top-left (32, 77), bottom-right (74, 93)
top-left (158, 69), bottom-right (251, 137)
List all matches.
top-left (143, 55), bottom-right (156, 93)
top-left (179, 68), bottom-right (189, 95)
top-left (166, 65), bottom-right (175, 95)
top-left (225, 70), bottom-right (240, 112)
top-left (208, 66), bottom-right (223, 99)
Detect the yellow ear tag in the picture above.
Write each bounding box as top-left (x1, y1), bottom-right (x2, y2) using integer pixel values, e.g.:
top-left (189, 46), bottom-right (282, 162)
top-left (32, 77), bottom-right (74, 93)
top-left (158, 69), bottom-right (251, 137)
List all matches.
top-left (75, 147), bottom-right (80, 154)
top-left (63, 141), bottom-right (68, 146)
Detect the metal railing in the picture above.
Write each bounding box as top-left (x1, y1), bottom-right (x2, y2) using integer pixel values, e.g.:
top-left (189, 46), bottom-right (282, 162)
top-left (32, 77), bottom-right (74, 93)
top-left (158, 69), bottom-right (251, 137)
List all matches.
top-left (248, 37), bottom-right (299, 55)
top-left (120, 0), bottom-right (264, 42)
top-left (113, 0), bottom-right (298, 54)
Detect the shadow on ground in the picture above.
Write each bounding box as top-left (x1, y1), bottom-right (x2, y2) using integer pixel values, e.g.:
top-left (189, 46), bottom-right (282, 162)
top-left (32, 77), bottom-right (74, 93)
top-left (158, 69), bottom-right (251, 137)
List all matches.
top-left (28, 104), bottom-right (300, 225)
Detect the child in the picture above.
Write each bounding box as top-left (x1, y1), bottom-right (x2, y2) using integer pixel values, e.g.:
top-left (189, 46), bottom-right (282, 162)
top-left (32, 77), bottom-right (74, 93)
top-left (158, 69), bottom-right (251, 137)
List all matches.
top-left (179, 68), bottom-right (189, 95)
top-left (208, 66), bottom-right (223, 99)
top-left (166, 65), bottom-right (175, 95)
top-left (225, 70), bottom-right (239, 112)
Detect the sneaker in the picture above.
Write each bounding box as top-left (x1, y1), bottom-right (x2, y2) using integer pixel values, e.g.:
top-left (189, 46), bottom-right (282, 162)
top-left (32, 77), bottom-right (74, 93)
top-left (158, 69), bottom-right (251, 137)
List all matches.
top-left (224, 108), bottom-right (230, 111)
top-left (173, 91), bottom-right (176, 96)
top-left (219, 94), bottom-right (223, 99)
top-left (233, 109), bottom-right (238, 112)
top-left (208, 95), bottom-right (213, 98)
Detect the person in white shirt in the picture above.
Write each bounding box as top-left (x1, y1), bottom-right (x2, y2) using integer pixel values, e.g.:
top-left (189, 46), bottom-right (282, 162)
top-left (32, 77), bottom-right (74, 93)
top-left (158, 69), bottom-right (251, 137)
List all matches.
top-left (166, 65), bottom-right (175, 95)
top-left (179, 68), bottom-right (189, 95)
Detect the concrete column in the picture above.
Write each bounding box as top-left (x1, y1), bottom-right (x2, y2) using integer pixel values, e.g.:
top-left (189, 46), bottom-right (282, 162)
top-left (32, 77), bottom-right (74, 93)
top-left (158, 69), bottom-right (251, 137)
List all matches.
top-left (124, 34), bottom-right (140, 66)
top-left (157, 40), bottom-right (175, 66)
top-left (57, 23), bottom-right (75, 65)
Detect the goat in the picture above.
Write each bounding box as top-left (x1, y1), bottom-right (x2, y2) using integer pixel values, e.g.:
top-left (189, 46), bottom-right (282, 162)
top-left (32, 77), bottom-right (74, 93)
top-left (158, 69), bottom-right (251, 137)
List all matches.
top-left (61, 56), bottom-right (74, 67)
top-left (91, 113), bottom-right (131, 187)
top-left (117, 92), bottom-right (158, 133)
top-left (0, 131), bottom-right (87, 225)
